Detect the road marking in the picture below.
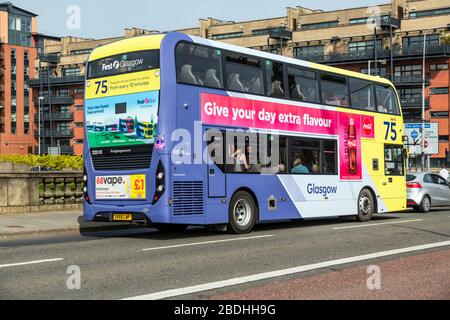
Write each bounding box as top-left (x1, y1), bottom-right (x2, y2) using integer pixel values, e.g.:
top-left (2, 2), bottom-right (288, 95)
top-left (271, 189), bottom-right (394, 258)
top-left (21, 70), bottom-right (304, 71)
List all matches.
top-left (124, 240), bottom-right (450, 300)
top-left (332, 219), bottom-right (423, 230)
top-left (141, 234), bottom-right (274, 251)
top-left (0, 258), bottom-right (64, 269)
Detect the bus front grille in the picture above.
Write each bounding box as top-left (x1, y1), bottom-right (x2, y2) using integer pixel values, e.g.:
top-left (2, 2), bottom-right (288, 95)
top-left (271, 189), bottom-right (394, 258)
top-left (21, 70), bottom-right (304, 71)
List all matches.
top-left (92, 153), bottom-right (152, 171)
top-left (172, 181), bottom-right (204, 215)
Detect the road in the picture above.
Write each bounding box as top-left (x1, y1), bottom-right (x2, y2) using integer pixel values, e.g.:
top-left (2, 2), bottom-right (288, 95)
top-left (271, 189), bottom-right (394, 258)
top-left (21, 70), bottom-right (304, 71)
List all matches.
top-left (0, 209), bottom-right (449, 300)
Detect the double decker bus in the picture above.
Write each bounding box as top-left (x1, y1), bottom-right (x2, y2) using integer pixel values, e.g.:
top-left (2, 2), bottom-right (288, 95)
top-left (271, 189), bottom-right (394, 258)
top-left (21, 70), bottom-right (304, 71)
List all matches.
top-left (83, 32), bottom-right (406, 234)
top-left (136, 122), bottom-right (154, 139)
top-left (119, 118), bottom-right (135, 133)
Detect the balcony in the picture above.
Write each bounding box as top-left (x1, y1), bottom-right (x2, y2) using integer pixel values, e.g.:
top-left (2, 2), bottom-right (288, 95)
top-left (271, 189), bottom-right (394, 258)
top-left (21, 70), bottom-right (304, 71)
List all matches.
top-left (400, 97), bottom-right (430, 109)
top-left (28, 75), bottom-right (85, 88)
top-left (34, 112), bottom-right (74, 122)
top-left (394, 44), bottom-right (450, 59)
top-left (35, 129), bottom-right (74, 138)
top-left (35, 95), bottom-right (74, 105)
top-left (296, 49), bottom-right (391, 64)
top-left (39, 54), bottom-right (60, 64)
top-left (35, 146), bottom-right (74, 155)
top-left (392, 74), bottom-right (430, 86)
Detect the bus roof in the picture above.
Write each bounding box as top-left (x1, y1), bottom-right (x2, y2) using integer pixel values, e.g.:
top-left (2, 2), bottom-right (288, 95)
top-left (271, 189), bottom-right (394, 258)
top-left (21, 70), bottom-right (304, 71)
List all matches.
top-left (88, 31), bottom-right (394, 87)
top-left (88, 33), bottom-right (165, 62)
top-left (186, 33), bottom-right (394, 87)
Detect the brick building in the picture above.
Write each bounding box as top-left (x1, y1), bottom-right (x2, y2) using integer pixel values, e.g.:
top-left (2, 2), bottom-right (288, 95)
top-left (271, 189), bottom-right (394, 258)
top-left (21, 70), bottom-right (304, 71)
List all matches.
top-left (0, 2), bottom-right (38, 155)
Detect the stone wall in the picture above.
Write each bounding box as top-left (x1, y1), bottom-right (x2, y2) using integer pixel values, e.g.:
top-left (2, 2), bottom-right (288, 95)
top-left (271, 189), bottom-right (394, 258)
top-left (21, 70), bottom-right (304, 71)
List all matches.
top-left (0, 162), bottom-right (83, 214)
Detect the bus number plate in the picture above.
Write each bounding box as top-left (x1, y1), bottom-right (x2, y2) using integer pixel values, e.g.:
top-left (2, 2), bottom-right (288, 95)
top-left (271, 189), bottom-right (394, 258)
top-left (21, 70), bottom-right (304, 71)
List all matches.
top-left (113, 214), bottom-right (132, 221)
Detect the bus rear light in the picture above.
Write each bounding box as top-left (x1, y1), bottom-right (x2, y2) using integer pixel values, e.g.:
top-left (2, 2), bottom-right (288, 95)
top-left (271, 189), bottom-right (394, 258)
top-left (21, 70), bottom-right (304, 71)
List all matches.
top-left (406, 182), bottom-right (422, 189)
top-left (83, 166), bottom-right (91, 204)
top-left (152, 161), bottom-right (165, 205)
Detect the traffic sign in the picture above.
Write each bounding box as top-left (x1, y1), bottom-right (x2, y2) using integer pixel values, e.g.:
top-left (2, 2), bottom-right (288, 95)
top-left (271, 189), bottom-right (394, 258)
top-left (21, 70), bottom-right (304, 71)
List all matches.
top-left (404, 123), bottom-right (439, 155)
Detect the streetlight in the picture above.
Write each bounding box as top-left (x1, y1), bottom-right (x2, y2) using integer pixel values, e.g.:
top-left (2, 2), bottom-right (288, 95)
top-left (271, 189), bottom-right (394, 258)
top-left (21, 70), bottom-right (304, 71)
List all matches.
top-left (421, 30), bottom-right (428, 172)
top-left (37, 95), bottom-right (45, 156)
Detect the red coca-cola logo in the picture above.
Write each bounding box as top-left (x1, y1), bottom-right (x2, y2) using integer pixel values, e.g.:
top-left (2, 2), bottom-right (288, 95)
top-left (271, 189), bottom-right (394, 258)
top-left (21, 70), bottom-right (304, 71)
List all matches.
top-left (363, 117), bottom-right (373, 136)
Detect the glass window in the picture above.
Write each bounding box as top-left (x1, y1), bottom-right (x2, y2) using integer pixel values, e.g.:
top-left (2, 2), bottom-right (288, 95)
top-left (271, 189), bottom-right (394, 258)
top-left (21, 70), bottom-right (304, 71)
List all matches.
top-left (265, 60), bottom-right (285, 98)
top-left (225, 53), bottom-right (264, 95)
top-left (287, 67), bottom-right (319, 103)
top-left (293, 45), bottom-right (324, 59)
top-left (302, 21), bottom-right (338, 30)
top-left (211, 32), bottom-right (244, 40)
top-left (226, 133), bottom-right (259, 173)
top-left (376, 85), bottom-right (399, 114)
top-left (323, 140), bottom-right (337, 175)
top-left (430, 87), bottom-right (449, 95)
top-left (175, 43), bottom-right (223, 89)
top-left (384, 145), bottom-right (404, 176)
top-left (349, 78), bottom-right (375, 111)
top-left (320, 74), bottom-right (349, 107)
top-left (430, 111), bottom-right (449, 118)
top-left (430, 63), bottom-right (449, 71)
top-left (288, 137), bottom-right (337, 175)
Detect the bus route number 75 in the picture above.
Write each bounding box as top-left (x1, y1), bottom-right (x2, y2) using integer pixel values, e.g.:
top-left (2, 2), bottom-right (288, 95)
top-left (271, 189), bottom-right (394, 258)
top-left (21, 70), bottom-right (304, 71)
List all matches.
top-left (384, 121), bottom-right (397, 141)
top-left (95, 80), bottom-right (108, 95)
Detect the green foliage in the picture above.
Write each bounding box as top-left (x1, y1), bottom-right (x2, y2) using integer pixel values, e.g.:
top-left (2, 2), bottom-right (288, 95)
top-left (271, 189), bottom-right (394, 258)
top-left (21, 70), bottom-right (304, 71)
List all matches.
top-left (0, 154), bottom-right (83, 171)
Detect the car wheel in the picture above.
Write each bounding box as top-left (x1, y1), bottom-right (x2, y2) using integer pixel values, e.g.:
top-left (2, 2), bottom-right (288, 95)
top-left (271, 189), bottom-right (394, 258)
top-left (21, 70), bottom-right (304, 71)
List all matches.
top-left (356, 189), bottom-right (375, 222)
top-left (228, 191), bottom-right (257, 234)
top-left (419, 196), bottom-right (431, 213)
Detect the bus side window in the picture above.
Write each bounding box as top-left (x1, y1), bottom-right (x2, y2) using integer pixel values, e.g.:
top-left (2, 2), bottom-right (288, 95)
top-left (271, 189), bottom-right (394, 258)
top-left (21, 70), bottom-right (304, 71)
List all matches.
top-left (320, 73), bottom-right (349, 107)
top-left (265, 60), bottom-right (285, 98)
top-left (349, 78), bottom-right (375, 111)
top-left (287, 67), bottom-right (319, 103)
top-left (376, 85), bottom-right (399, 115)
top-left (225, 54), bottom-right (264, 95)
top-left (175, 43), bottom-right (223, 89)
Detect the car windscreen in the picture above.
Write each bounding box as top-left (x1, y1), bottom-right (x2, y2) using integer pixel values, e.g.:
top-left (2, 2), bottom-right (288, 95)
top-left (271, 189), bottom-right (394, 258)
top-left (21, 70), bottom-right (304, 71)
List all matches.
top-left (406, 174), bottom-right (416, 182)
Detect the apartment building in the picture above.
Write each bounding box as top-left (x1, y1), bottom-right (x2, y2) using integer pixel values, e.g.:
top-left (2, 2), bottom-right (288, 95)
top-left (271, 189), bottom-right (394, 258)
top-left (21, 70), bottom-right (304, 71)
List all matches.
top-left (0, 2), bottom-right (38, 155)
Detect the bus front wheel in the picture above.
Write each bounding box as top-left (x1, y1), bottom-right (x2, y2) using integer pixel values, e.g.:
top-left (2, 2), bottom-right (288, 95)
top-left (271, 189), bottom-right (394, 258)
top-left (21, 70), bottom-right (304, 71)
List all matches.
top-left (228, 191), bottom-right (257, 234)
top-left (356, 189), bottom-right (375, 222)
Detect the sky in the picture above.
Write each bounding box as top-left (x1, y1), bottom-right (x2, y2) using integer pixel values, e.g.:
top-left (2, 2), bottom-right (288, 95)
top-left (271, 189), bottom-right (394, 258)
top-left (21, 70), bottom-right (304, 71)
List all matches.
top-left (12, 0), bottom-right (386, 39)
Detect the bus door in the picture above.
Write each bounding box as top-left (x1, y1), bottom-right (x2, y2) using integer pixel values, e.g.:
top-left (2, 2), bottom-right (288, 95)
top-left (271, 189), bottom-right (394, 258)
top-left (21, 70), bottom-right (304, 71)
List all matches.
top-left (206, 129), bottom-right (226, 198)
top-left (382, 144), bottom-right (406, 200)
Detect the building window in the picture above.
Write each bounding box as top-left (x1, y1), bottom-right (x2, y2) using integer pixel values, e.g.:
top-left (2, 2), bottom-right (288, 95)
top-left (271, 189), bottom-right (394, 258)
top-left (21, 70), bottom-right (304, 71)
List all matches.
top-left (430, 63), bottom-right (449, 71)
top-left (402, 34), bottom-right (440, 48)
top-left (439, 135), bottom-right (449, 142)
top-left (252, 27), bottom-right (286, 37)
top-left (301, 21), bottom-right (338, 31)
top-left (349, 40), bottom-right (382, 53)
top-left (8, 14), bottom-right (32, 46)
top-left (62, 67), bottom-right (81, 77)
top-left (410, 7), bottom-right (450, 18)
top-left (11, 121), bottom-right (16, 134)
top-left (74, 122), bottom-right (84, 128)
top-left (75, 105), bottom-right (84, 111)
top-left (293, 45), bottom-right (324, 59)
top-left (349, 15), bottom-right (389, 25)
top-left (74, 88), bottom-right (85, 94)
top-left (71, 49), bottom-right (92, 55)
top-left (430, 87), bottom-right (449, 95)
top-left (24, 121), bottom-right (30, 135)
top-left (56, 89), bottom-right (70, 96)
top-left (395, 64), bottom-right (422, 77)
top-left (74, 139), bottom-right (84, 145)
top-left (430, 111), bottom-right (449, 118)
top-left (211, 32), bottom-right (244, 40)
top-left (361, 67), bottom-right (387, 77)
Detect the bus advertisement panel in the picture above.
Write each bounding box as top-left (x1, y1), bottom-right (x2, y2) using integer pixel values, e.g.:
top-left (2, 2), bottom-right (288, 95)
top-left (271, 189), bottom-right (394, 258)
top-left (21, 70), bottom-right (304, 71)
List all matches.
top-left (85, 91), bottom-right (159, 148)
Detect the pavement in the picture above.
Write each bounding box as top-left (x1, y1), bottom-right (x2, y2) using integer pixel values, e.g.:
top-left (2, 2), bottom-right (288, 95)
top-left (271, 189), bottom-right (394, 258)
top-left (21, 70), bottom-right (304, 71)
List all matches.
top-left (0, 210), bottom-right (139, 238)
top-left (0, 208), bottom-right (449, 300)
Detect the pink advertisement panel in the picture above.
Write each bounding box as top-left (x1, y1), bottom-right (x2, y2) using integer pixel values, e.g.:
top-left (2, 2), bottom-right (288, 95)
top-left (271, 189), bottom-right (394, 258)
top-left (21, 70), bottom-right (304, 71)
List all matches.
top-left (200, 92), bottom-right (374, 180)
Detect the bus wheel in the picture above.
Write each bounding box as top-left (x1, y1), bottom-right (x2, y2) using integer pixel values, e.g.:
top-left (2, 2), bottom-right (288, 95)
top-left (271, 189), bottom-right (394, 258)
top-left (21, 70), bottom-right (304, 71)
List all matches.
top-left (153, 224), bottom-right (188, 233)
top-left (228, 191), bottom-right (257, 234)
top-left (356, 189), bottom-right (375, 222)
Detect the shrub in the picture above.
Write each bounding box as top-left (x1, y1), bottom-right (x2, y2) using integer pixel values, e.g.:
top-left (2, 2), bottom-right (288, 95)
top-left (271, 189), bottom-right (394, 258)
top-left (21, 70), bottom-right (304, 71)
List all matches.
top-left (0, 154), bottom-right (83, 171)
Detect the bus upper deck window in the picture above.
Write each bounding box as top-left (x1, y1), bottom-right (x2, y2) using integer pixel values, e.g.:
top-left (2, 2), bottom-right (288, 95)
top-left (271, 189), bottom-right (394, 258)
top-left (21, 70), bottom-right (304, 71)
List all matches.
top-left (225, 54), bottom-right (264, 95)
top-left (287, 67), bottom-right (319, 103)
top-left (349, 78), bottom-right (375, 111)
top-left (265, 60), bottom-right (285, 98)
top-left (176, 43), bottom-right (223, 89)
top-left (376, 85), bottom-right (399, 115)
top-left (320, 73), bottom-right (349, 107)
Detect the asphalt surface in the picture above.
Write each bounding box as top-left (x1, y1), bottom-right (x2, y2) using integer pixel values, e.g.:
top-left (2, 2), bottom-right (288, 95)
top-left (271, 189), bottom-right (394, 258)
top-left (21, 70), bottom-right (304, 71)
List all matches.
top-left (0, 209), bottom-right (449, 300)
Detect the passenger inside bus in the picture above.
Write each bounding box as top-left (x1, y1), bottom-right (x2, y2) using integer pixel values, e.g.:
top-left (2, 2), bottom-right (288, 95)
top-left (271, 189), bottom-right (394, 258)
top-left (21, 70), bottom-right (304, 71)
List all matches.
top-left (291, 158), bottom-right (310, 174)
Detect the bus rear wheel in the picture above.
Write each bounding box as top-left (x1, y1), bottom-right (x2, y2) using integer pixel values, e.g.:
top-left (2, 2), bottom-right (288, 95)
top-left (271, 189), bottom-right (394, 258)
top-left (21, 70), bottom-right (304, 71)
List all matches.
top-left (228, 191), bottom-right (257, 234)
top-left (356, 189), bottom-right (375, 222)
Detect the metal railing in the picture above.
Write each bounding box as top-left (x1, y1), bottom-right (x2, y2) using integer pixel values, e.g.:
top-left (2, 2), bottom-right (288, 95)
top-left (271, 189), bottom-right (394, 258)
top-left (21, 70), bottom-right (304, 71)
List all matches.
top-left (400, 97), bottom-right (430, 109)
top-left (35, 129), bottom-right (74, 138)
top-left (34, 95), bottom-right (74, 105)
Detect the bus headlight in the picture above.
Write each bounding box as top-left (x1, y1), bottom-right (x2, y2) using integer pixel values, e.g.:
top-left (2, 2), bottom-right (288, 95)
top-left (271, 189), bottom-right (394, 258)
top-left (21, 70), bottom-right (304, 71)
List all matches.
top-left (83, 166), bottom-right (91, 204)
top-left (157, 185), bottom-right (165, 193)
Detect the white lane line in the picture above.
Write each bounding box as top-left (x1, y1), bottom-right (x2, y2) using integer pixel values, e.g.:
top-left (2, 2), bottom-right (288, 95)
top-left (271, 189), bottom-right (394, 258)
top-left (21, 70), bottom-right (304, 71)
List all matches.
top-left (332, 219), bottom-right (423, 230)
top-left (141, 235), bottom-right (274, 251)
top-left (0, 258), bottom-right (64, 269)
top-left (124, 240), bottom-right (450, 300)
